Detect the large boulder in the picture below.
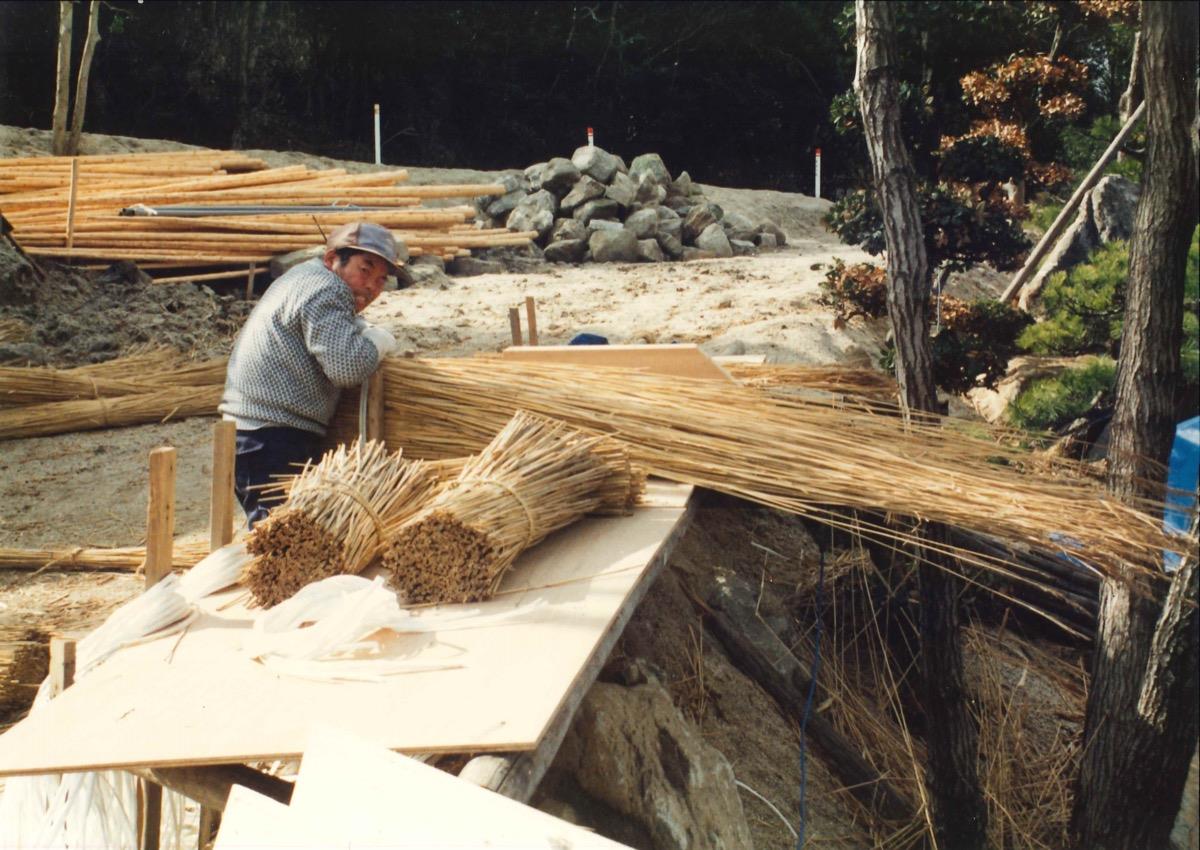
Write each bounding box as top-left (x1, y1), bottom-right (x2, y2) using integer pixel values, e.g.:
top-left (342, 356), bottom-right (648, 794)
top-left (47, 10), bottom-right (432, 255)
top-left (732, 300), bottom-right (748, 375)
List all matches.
top-left (730, 239), bottom-right (758, 257)
top-left (721, 211), bottom-right (757, 243)
top-left (588, 229), bottom-right (641, 263)
top-left (755, 221), bottom-right (788, 247)
top-left (604, 171), bottom-right (637, 209)
top-left (695, 222), bottom-right (733, 257)
top-left (1018, 175), bottom-right (1140, 311)
top-left (1091, 174), bottom-right (1140, 243)
top-left (628, 153), bottom-right (672, 188)
top-left (553, 679), bottom-right (753, 850)
top-left (671, 170), bottom-right (695, 198)
top-left (637, 238), bottom-right (665, 263)
top-left (535, 157), bottom-right (582, 197)
top-left (681, 246), bottom-right (718, 261)
top-left (571, 145), bottom-right (622, 184)
top-left (447, 256), bottom-right (505, 277)
top-left (485, 188), bottom-right (527, 219)
top-left (507, 189), bottom-right (558, 241)
top-left (544, 238), bottom-right (589, 264)
top-left (634, 174), bottom-right (667, 206)
top-left (656, 231), bottom-right (685, 259)
top-left (624, 208), bottom-right (659, 240)
top-left (550, 217), bottom-right (588, 243)
top-left (587, 219), bottom-right (625, 233)
top-left (573, 198), bottom-right (621, 226)
top-left (682, 203), bottom-right (722, 243)
top-left (559, 175), bottom-right (606, 212)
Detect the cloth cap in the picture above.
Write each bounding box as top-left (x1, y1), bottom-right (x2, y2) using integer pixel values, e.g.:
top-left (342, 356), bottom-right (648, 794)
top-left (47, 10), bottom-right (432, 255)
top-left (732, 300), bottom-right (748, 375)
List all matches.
top-left (326, 221), bottom-right (402, 271)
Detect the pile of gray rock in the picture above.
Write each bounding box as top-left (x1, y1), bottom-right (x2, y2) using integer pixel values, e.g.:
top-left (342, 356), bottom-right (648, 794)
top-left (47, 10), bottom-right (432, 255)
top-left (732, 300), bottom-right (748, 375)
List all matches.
top-left (477, 147), bottom-right (787, 264)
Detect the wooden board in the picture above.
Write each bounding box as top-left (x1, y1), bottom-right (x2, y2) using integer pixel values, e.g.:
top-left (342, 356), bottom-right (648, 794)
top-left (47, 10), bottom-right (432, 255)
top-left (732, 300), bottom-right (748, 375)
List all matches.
top-left (0, 482), bottom-right (690, 776)
top-left (501, 343), bottom-right (734, 382)
top-left (213, 725), bottom-right (628, 848)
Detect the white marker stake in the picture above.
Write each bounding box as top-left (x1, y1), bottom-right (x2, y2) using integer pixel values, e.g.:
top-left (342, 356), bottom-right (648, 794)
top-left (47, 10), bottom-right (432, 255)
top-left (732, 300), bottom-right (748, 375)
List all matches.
top-left (814, 147), bottom-right (822, 199)
top-left (587, 126), bottom-right (594, 148)
top-left (374, 103), bottom-right (382, 165)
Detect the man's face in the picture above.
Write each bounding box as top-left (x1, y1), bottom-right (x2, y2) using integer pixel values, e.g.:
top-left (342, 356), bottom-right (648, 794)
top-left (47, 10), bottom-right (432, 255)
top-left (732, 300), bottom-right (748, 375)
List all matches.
top-left (325, 250), bottom-right (390, 312)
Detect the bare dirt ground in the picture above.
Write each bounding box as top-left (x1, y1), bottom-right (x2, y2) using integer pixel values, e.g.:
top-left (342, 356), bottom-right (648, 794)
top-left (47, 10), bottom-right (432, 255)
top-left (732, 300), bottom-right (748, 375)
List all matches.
top-left (0, 124), bottom-right (1008, 845)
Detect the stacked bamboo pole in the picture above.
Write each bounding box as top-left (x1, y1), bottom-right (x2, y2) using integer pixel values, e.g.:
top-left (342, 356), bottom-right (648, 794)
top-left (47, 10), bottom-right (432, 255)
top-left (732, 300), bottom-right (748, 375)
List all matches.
top-left (381, 411), bottom-right (643, 605)
top-left (243, 441), bottom-right (438, 607)
top-left (1, 151), bottom-right (534, 272)
top-left (375, 357), bottom-right (1174, 577)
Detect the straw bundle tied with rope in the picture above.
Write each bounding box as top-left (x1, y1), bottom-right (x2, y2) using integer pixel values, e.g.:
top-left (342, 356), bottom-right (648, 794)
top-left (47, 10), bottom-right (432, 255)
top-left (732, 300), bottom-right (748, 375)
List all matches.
top-left (376, 357), bottom-right (1173, 579)
top-left (382, 410), bottom-right (644, 605)
top-left (244, 440), bottom-right (437, 607)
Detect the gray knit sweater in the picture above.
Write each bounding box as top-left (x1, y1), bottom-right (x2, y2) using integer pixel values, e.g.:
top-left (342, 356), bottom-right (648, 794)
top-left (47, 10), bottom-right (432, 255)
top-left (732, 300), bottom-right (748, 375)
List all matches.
top-left (219, 259), bottom-right (380, 434)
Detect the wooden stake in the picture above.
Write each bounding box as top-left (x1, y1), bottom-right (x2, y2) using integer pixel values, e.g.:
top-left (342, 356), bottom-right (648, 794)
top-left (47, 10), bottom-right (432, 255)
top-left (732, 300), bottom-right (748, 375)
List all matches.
top-left (64, 157), bottom-right (79, 250)
top-left (525, 296), bottom-right (538, 346)
top-left (508, 307), bottom-right (522, 346)
top-left (145, 446), bottom-right (176, 588)
top-left (49, 635), bottom-right (76, 692)
top-left (244, 263), bottom-right (256, 300)
top-left (210, 421), bottom-right (237, 551)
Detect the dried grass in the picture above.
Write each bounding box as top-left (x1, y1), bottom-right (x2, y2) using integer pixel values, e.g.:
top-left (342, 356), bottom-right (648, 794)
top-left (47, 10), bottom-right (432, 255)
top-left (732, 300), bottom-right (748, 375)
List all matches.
top-left (378, 357), bottom-right (1171, 579)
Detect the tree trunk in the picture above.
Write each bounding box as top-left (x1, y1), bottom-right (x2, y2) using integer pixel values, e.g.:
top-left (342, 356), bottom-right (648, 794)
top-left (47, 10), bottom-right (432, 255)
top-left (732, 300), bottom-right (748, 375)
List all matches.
top-left (1071, 3), bottom-right (1199, 848)
top-left (50, 0), bottom-right (73, 156)
top-left (854, 4), bottom-right (986, 849)
top-left (66, 0), bottom-right (100, 156)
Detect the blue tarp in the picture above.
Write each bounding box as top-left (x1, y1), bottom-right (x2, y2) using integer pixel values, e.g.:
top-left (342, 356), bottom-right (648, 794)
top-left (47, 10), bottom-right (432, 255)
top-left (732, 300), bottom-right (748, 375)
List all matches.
top-left (1164, 415), bottom-right (1199, 570)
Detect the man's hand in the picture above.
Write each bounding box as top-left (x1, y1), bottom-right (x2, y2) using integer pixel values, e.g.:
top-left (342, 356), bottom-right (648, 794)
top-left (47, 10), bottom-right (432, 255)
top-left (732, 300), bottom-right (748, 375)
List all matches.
top-left (361, 324), bottom-right (397, 358)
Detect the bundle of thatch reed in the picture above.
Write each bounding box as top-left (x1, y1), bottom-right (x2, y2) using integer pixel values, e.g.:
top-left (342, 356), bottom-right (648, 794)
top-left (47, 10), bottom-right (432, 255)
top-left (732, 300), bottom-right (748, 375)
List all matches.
top-left (0, 384), bottom-right (222, 440)
top-left (382, 411), bottom-right (643, 605)
top-left (0, 357), bottom-right (226, 407)
top-left (1, 151), bottom-right (534, 273)
top-left (0, 540), bottom-right (209, 571)
top-left (243, 440), bottom-right (438, 607)
top-left (0, 350), bottom-right (228, 440)
top-left (375, 357), bottom-right (1172, 579)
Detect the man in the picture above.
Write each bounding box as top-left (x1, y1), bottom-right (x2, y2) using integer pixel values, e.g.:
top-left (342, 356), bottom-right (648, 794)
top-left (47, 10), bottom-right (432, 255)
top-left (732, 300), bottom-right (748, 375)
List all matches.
top-left (220, 221), bottom-right (400, 527)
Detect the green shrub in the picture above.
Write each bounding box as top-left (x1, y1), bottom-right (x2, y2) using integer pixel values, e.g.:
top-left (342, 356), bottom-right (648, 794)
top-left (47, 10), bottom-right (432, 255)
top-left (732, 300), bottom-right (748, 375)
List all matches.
top-left (939, 135), bottom-right (1026, 184)
top-left (1019, 228), bottom-right (1199, 375)
top-left (1026, 198), bottom-right (1064, 236)
top-left (1018, 240), bottom-right (1128, 355)
top-left (1007, 357), bottom-right (1117, 431)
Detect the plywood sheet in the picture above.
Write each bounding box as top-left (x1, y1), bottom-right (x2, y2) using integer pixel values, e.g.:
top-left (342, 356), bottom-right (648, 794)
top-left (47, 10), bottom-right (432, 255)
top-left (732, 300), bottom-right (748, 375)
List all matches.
top-left (214, 725), bottom-right (628, 848)
top-left (0, 482), bottom-right (691, 777)
top-left (501, 343), bottom-right (733, 382)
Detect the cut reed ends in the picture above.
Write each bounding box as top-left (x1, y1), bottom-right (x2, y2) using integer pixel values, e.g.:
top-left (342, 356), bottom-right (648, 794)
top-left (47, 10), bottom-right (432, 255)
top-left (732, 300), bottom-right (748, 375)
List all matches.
top-left (243, 440), bottom-right (435, 607)
top-left (382, 411), bottom-right (642, 606)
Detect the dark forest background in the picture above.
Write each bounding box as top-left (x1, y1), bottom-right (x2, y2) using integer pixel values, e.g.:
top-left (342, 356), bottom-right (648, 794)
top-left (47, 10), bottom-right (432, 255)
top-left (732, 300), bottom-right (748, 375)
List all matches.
top-left (0, 1), bottom-right (1133, 195)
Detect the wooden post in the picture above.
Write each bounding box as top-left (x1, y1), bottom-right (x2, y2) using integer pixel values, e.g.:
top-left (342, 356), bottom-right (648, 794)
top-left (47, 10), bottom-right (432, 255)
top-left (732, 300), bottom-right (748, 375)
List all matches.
top-left (1000, 100), bottom-right (1146, 305)
top-left (244, 264), bottom-right (256, 300)
top-left (139, 781), bottom-right (163, 850)
top-left (508, 307), bottom-right (523, 346)
top-left (144, 446), bottom-right (176, 589)
top-left (209, 421), bottom-right (236, 551)
top-left (524, 296), bottom-right (538, 346)
top-left (197, 808), bottom-right (220, 849)
top-left (65, 157), bottom-right (79, 251)
top-left (49, 635), bottom-right (76, 693)
top-left (366, 370), bottom-right (385, 444)
top-left (140, 447), bottom-right (174, 850)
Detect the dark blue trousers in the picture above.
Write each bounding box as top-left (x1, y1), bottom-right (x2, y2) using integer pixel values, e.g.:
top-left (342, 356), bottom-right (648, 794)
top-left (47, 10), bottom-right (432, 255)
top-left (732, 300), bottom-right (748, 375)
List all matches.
top-left (234, 426), bottom-right (324, 528)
